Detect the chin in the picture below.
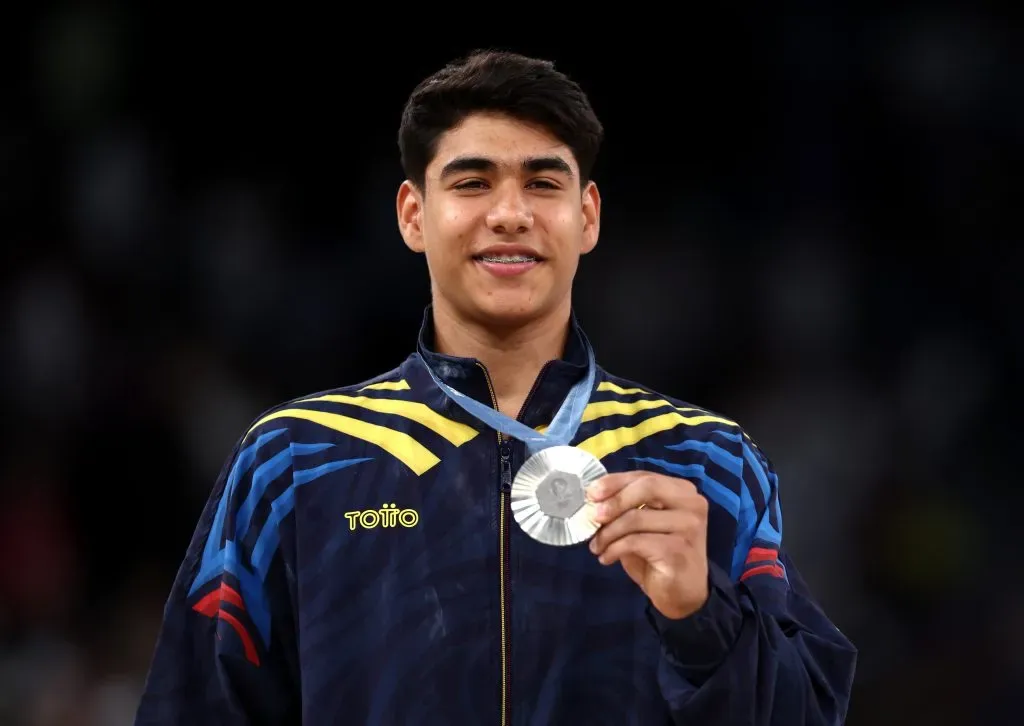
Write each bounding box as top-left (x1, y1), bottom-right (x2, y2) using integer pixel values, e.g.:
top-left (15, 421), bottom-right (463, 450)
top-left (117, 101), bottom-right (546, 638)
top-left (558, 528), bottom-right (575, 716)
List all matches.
top-left (470, 296), bottom-right (550, 328)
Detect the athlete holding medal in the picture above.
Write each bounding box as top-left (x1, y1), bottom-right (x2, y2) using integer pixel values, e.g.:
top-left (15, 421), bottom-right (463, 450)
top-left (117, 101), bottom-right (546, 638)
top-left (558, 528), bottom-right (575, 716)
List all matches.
top-left (136, 49), bottom-right (857, 725)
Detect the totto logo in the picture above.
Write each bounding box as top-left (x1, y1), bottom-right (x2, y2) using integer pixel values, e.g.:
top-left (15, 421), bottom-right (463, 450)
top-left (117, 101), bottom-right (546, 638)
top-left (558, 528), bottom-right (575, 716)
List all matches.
top-left (344, 503), bottom-right (420, 531)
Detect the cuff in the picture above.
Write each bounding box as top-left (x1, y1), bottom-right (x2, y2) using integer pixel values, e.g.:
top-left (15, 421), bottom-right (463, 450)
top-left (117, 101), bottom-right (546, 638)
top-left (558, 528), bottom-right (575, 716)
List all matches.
top-left (646, 561), bottom-right (744, 676)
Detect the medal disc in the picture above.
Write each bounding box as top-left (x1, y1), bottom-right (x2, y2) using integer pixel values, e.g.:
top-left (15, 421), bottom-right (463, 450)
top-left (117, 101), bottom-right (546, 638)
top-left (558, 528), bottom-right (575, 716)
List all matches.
top-left (510, 445), bottom-right (607, 546)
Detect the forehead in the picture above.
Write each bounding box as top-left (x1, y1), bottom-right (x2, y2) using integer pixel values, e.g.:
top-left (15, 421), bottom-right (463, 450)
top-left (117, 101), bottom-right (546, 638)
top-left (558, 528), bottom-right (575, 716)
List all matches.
top-left (429, 113), bottom-right (577, 175)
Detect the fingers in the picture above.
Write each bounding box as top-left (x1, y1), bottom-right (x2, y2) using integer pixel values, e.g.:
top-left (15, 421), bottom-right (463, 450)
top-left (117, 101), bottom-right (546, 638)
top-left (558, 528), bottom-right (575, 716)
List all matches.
top-left (590, 473), bottom-right (697, 525)
top-left (586, 472), bottom-right (641, 502)
top-left (589, 508), bottom-right (678, 558)
top-left (595, 532), bottom-right (677, 567)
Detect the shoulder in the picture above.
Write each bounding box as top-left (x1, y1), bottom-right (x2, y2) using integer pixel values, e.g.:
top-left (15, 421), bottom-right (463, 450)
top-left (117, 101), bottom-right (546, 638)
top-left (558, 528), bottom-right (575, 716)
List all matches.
top-left (595, 368), bottom-right (767, 458)
top-left (240, 364), bottom-right (409, 444)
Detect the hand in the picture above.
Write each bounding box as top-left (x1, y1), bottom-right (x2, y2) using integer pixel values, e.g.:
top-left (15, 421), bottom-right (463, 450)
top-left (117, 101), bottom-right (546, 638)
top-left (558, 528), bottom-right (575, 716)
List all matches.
top-left (587, 472), bottom-right (710, 620)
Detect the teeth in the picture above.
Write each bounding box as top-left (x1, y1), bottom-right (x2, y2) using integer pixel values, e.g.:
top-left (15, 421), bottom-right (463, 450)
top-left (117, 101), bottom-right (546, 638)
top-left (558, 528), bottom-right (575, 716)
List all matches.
top-left (480, 255), bottom-right (537, 263)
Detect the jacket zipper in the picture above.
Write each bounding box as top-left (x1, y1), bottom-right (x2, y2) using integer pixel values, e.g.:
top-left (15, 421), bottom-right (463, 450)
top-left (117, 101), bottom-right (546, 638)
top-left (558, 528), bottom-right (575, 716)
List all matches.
top-left (476, 361), bottom-right (553, 726)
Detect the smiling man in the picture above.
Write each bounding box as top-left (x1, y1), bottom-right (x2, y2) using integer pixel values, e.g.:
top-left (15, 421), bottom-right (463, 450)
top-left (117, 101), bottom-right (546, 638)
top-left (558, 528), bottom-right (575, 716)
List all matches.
top-left (135, 50), bottom-right (857, 725)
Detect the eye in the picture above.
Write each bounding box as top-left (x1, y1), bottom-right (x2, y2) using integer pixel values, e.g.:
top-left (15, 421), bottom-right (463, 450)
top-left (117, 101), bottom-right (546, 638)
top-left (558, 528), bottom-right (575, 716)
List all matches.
top-left (527, 179), bottom-right (560, 190)
top-left (453, 179), bottom-right (488, 190)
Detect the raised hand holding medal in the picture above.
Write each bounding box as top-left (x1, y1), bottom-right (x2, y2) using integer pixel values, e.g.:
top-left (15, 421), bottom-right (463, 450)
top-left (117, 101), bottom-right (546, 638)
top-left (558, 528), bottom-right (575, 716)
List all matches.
top-left (420, 336), bottom-right (604, 546)
top-left (421, 336), bottom-right (712, 617)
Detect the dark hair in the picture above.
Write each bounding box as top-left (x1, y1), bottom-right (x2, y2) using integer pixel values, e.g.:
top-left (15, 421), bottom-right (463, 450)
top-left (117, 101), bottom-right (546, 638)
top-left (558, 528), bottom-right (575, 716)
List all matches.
top-left (398, 50), bottom-right (604, 190)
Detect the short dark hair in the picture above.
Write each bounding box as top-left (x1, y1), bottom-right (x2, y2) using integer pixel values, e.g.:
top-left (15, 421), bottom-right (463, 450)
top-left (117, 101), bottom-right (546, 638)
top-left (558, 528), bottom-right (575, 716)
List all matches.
top-left (398, 50), bottom-right (604, 190)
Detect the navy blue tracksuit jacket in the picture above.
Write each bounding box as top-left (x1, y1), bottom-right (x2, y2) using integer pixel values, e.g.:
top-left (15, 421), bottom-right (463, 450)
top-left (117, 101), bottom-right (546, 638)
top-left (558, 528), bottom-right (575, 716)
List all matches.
top-left (135, 308), bottom-right (857, 725)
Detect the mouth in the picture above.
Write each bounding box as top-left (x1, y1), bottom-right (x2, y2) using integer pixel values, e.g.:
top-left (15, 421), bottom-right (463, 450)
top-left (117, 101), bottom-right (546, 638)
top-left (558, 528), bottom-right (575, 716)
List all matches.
top-left (472, 253), bottom-right (542, 264)
top-left (472, 251), bottom-right (544, 278)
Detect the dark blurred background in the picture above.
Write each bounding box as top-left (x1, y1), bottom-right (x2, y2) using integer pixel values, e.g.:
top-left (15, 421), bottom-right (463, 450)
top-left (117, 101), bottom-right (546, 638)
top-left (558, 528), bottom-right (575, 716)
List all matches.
top-left (1, 6), bottom-right (1021, 725)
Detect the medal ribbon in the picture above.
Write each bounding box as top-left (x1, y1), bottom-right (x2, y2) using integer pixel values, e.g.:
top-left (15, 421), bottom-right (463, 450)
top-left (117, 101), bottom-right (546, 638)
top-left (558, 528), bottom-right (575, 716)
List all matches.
top-left (419, 334), bottom-right (596, 457)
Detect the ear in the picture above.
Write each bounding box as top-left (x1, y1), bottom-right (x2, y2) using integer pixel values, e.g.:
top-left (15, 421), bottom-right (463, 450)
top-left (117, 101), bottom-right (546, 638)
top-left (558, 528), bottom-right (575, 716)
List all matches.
top-left (397, 180), bottom-right (425, 253)
top-left (579, 180), bottom-right (601, 255)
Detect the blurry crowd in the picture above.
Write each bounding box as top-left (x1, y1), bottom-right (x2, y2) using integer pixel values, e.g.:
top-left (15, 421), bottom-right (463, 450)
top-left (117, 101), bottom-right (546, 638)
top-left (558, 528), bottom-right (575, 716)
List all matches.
top-left (2, 7), bottom-right (1020, 725)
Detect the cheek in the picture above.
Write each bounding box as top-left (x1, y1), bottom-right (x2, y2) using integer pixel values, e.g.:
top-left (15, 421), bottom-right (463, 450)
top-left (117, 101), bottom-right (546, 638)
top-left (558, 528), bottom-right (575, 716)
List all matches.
top-left (425, 207), bottom-right (474, 259)
top-left (441, 204), bottom-right (467, 227)
top-left (548, 203), bottom-right (583, 234)
top-left (547, 209), bottom-right (585, 256)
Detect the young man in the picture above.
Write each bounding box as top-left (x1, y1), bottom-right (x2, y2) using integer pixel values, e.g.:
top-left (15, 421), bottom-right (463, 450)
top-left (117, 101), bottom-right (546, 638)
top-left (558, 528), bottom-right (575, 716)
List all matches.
top-left (135, 51), bottom-right (857, 725)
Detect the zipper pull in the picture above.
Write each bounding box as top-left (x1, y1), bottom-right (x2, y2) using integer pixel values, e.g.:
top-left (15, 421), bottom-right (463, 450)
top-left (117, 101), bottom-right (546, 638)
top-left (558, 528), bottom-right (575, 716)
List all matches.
top-left (499, 443), bottom-right (512, 493)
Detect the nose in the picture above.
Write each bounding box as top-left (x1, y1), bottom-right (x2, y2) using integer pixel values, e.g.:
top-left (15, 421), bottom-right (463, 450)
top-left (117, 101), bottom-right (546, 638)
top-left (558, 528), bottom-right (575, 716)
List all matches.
top-left (485, 182), bottom-right (533, 234)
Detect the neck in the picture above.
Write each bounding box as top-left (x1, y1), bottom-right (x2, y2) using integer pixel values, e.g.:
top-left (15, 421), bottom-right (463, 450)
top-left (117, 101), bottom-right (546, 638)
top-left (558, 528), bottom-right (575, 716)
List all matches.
top-left (431, 300), bottom-right (571, 418)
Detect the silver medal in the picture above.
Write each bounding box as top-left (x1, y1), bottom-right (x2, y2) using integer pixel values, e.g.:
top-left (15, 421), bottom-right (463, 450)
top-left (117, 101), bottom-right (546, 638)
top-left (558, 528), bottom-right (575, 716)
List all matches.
top-left (510, 445), bottom-right (607, 546)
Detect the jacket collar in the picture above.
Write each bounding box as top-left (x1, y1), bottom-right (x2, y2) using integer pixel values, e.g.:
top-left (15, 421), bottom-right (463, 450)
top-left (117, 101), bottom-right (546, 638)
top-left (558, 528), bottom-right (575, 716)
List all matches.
top-left (413, 304), bottom-right (592, 427)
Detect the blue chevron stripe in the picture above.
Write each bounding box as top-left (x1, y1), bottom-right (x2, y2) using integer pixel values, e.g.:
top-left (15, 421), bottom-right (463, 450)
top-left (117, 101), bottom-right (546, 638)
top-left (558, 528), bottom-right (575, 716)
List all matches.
top-left (764, 459), bottom-right (784, 536)
top-left (200, 428), bottom-right (287, 571)
top-left (234, 448), bottom-right (294, 543)
top-left (251, 457), bottom-right (372, 579)
top-left (741, 442), bottom-right (771, 505)
top-left (234, 442), bottom-right (336, 542)
top-left (631, 457), bottom-right (740, 519)
top-left (290, 442), bottom-right (338, 456)
top-left (711, 429), bottom-right (742, 444)
top-left (740, 442), bottom-right (782, 546)
top-left (665, 439), bottom-right (743, 478)
top-left (189, 427), bottom-right (368, 649)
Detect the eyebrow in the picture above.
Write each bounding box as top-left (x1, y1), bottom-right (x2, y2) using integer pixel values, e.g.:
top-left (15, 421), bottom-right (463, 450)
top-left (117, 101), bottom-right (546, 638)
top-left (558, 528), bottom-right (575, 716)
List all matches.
top-left (439, 155), bottom-right (575, 180)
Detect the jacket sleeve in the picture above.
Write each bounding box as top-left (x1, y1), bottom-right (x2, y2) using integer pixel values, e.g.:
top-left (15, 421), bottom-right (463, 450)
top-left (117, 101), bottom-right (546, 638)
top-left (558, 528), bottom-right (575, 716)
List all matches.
top-left (649, 439), bottom-right (858, 725)
top-left (134, 425), bottom-right (301, 726)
